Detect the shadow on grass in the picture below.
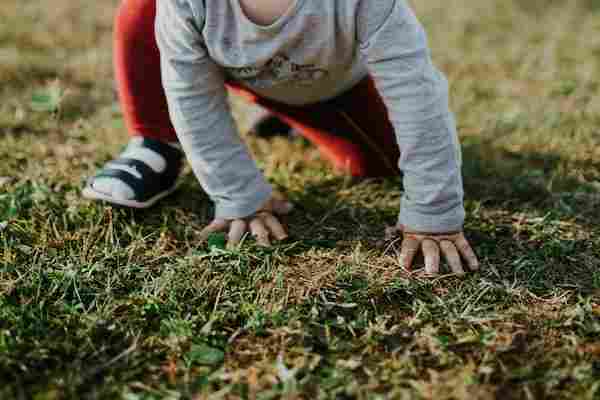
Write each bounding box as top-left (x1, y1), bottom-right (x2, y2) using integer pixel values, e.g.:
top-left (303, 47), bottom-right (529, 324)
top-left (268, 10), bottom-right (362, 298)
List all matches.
top-left (461, 138), bottom-right (600, 221)
top-left (103, 131), bottom-right (600, 302)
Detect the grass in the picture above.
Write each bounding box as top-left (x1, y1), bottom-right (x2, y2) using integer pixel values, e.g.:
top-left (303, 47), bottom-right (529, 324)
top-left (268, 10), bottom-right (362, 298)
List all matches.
top-left (1, 0), bottom-right (599, 398)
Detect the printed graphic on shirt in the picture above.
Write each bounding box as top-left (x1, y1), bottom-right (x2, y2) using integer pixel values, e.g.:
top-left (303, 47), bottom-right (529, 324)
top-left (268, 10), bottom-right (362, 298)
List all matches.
top-left (226, 54), bottom-right (328, 88)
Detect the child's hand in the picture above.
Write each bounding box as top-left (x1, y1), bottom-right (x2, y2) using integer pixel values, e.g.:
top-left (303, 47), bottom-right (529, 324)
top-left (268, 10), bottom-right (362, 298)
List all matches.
top-left (199, 194), bottom-right (294, 249)
top-left (385, 225), bottom-right (479, 275)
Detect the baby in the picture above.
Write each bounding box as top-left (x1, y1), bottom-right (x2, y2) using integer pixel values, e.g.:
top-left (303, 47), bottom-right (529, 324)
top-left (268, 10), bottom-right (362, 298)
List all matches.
top-left (84, 0), bottom-right (479, 275)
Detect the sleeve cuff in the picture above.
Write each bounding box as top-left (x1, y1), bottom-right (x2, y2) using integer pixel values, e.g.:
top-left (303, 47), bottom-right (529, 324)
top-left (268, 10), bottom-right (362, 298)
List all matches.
top-left (398, 204), bottom-right (465, 233)
top-left (213, 183), bottom-right (273, 220)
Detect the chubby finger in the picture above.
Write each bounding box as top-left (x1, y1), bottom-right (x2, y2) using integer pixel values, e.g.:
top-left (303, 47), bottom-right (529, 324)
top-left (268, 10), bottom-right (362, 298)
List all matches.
top-left (227, 219), bottom-right (247, 248)
top-left (249, 218), bottom-right (271, 247)
top-left (260, 212), bottom-right (288, 241)
top-left (399, 236), bottom-right (420, 270)
top-left (454, 234), bottom-right (480, 271)
top-left (421, 239), bottom-right (440, 275)
top-left (199, 219), bottom-right (229, 242)
top-left (439, 240), bottom-right (465, 275)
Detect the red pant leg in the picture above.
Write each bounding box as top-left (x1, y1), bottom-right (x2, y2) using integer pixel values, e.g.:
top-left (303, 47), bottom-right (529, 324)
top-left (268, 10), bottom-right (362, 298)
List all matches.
top-left (228, 78), bottom-right (400, 177)
top-left (114, 0), bottom-right (177, 142)
top-left (326, 77), bottom-right (400, 177)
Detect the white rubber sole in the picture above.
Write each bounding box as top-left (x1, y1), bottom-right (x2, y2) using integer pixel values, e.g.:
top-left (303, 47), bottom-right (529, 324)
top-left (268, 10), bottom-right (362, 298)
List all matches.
top-left (82, 181), bottom-right (180, 209)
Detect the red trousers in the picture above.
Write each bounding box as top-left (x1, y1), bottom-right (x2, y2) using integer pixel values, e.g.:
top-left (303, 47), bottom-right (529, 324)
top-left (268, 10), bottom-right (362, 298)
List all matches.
top-left (114, 0), bottom-right (400, 177)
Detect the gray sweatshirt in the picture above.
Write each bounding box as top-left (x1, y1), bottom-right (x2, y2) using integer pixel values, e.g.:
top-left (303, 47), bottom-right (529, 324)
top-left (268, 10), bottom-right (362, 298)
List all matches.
top-left (156, 0), bottom-right (465, 233)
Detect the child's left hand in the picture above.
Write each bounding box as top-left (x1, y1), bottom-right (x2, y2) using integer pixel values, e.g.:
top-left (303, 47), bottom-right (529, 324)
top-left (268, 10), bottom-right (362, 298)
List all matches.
top-left (385, 225), bottom-right (480, 275)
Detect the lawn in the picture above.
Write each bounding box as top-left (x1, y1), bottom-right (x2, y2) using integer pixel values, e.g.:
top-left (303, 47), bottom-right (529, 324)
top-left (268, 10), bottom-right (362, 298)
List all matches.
top-left (1, 0), bottom-right (599, 399)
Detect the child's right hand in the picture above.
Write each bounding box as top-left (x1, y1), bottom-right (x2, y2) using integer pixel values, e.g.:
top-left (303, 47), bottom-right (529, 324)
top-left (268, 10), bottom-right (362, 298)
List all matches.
top-left (199, 194), bottom-right (294, 249)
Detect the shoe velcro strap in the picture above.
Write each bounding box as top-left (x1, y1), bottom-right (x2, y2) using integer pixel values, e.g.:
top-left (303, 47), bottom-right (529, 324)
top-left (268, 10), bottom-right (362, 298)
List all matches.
top-left (107, 158), bottom-right (161, 180)
top-left (139, 138), bottom-right (183, 165)
top-left (95, 157), bottom-right (180, 203)
top-left (93, 169), bottom-right (156, 202)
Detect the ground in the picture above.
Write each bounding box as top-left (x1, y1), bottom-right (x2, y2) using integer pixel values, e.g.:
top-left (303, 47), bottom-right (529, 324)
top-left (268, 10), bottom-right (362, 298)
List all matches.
top-left (1, 0), bottom-right (599, 399)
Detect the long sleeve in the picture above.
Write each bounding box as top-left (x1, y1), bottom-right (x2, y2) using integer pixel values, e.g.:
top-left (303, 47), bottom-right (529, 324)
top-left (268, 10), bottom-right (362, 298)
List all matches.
top-left (357, 0), bottom-right (465, 233)
top-left (155, 0), bottom-right (272, 220)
